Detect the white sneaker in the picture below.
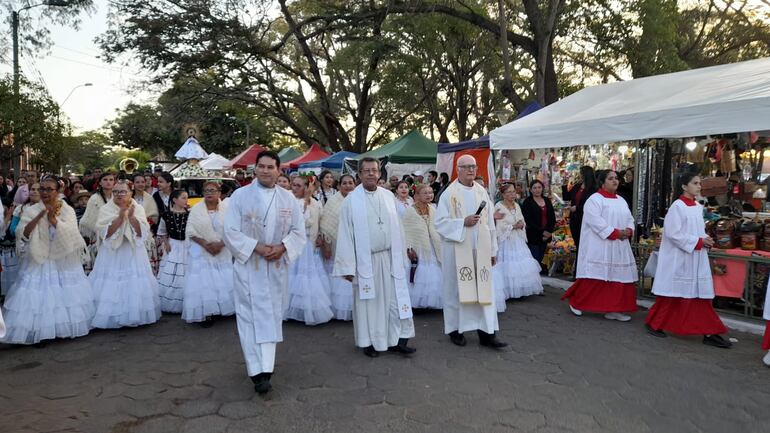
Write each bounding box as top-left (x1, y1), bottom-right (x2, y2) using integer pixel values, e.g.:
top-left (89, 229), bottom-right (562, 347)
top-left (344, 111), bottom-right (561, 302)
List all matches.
top-left (569, 305), bottom-right (583, 316)
top-left (763, 351), bottom-right (770, 367)
top-left (604, 313), bottom-right (631, 322)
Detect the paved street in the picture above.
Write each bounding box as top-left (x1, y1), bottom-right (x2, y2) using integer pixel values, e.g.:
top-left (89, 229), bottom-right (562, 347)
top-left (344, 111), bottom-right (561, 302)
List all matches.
top-left (2, 286), bottom-right (770, 433)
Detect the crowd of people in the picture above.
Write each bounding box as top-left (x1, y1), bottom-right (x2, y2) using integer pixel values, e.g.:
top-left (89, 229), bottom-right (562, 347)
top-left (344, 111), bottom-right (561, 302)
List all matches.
top-left (0, 151), bottom-right (764, 397)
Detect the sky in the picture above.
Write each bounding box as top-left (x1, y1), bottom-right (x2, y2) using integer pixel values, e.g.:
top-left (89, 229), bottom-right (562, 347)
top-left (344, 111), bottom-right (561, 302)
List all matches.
top-left (1, 0), bottom-right (154, 133)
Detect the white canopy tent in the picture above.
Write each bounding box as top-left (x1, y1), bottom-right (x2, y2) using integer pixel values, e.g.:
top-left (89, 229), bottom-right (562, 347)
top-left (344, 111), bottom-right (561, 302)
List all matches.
top-left (199, 153), bottom-right (230, 170)
top-left (490, 57), bottom-right (770, 150)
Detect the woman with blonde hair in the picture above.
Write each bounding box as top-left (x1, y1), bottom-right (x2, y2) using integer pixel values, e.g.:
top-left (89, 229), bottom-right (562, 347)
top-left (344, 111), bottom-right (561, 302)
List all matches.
top-left (402, 183), bottom-right (443, 309)
top-left (285, 175), bottom-right (333, 325)
top-left (1, 176), bottom-right (94, 344)
top-left (182, 181), bottom-right (234, 326)
top-left (319, 174), bottom-right (356, 320)
top-left (493, 183), bottom-right (544, 303)
top-left (90, 180), bottom-right (160, 328)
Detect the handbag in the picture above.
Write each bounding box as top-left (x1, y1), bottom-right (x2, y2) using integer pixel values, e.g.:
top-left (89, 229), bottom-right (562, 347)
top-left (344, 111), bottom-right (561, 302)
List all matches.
top-left (643, 251), bottom-right (658, 277)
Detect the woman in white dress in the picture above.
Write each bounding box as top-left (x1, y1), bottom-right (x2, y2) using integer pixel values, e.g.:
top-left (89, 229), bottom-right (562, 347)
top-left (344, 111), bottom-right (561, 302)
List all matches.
top-left (157, 189), bottom-right (190, 313)
top-left (79, 171), bottom-right (115, 273)
top-left (403, 184), bottom-right (444, 309)
top-left (493, 183), bottom-right (544, 302)
top-left (131, 174), bottom-right (160, 275)
top-left (1, 183), bottom-right (40, 296)
top-left (561, 170), bottom-right (638, 322)
top-left (90, 180), bottom-right (160, 328)
top-left (285, 176), bottom-right (333, 325)
top-left (645, 173), bottom-right (730, 348)
top-left (319, 174), bottom-right (356, 320)
top-left (314, 170), bottom-right (337, 206)
top-left (182, 182), bottom-right (234, 326)
top-left (393, 181), bottom-right (414, 219)
top-left (1, 176), bottom-right (94, 344)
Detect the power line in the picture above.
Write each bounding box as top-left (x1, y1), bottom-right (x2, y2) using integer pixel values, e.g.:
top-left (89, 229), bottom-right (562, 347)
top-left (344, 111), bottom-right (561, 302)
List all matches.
top-left (47, 54), bottom-right (127, 72)
top-left (53, 43), bottom-right (103, 58)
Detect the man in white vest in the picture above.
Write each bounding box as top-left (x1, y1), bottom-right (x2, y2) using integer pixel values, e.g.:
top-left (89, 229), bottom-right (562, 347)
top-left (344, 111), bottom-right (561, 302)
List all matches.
top-left (223, 151), bottom-right (306, 395)
top-left (436, 155), bottom-right (507, 349)
top-left (333, 157), bottom-right (416, 358)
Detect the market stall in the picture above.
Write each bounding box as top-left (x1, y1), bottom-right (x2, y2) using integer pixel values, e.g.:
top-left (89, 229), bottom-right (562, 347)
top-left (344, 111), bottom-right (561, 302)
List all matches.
top-left (277, 147), bottom-right (302, 163)
top-left (297, 151), bottom-right (359, 174)
top-left (282, 143), bottom-right (330, 170)
top-left (345, 130), bottom-right (437, 178)
top-left (490, 57), bottom-right (770, 318)
top-left (226, 143), bottom-right (267, 169)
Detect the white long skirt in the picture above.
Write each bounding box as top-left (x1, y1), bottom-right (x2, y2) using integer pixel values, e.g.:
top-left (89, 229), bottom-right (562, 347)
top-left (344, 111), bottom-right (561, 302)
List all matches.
top-left (181, 243), bottom-right (235, 323)
top-left (90, 241), bottom-right (161, 329)
top-left (1, 255), bottom-right (94, 344)
top-left (158, 238), bottom-right (188, 313)
top-left (0, 245), bottom-right (19, 296)
top-left (408, 249), bottom-right (444, 309)
top-left (285, 242), bottom-right (333, 325)
top-left (325, 258), bottom-right (353, 321)
top-left (494, 236), bottom-right (544, 299)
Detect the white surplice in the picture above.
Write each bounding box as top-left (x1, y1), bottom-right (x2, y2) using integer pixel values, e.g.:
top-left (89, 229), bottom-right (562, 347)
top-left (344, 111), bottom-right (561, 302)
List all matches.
top-left (652, 199), bottom-right (713, 299)
top-left (435, 183), bottom-right (499, 334)
top-left (223, 181), bottom-right (306, 376)
top-left (576, 192), bottom-right (638, 283)
top-left (333, 186), bottom-right (415, 351)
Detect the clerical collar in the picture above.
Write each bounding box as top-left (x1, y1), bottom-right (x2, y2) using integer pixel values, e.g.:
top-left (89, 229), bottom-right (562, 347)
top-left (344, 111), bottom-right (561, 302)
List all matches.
top-left (598, 188), bottom-right (617, 198)
top-left (679, 195), bottom-right (697, 206)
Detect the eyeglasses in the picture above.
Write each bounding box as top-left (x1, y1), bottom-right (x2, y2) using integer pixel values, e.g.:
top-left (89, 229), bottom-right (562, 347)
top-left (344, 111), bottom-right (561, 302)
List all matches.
top-left (114, 190), bottom-right (130, 196)
top-left (458, 165), bottom-right (478, 170)
top-left (203, 189), bottom-right (220, 194)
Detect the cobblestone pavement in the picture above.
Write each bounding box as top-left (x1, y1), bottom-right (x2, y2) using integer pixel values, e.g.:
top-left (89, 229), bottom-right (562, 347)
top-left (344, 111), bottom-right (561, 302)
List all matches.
top-left (2, 286), bottom-right (770, 433)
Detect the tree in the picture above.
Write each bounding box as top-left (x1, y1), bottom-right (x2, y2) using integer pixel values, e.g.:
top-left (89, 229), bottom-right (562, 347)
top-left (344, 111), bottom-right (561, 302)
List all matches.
top-left (0, 74), bottom-right (66, 174)
top-left (1, 1), bottom-right (95, 59)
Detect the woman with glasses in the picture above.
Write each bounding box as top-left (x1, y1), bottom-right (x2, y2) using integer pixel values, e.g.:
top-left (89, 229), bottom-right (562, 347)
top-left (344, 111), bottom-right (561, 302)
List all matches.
top-left (403, 184), bottom-right (443, 309)
top-left (90, 180), bottom-right (160, 329)
top-left (182, 182), bottom-right (234, 327)
top-left (1, 177), bottom-right (94, 344)
top-left (157, 189), bottom-right (190, 313)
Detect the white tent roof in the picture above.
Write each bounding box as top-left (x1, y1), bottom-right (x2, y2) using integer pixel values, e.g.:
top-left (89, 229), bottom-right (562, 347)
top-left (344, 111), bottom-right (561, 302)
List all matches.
top-left (199, 153), bottom-right (230, 170)
top-left (490, 57), bottom-right (770, 150)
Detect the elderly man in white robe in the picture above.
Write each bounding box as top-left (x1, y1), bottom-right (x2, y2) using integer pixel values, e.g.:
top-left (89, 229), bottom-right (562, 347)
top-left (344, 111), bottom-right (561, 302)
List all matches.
top-left (436, 155), bottom-right (508, 349)
top-left (223, 151), bottom-right (306, 395)
top-left (333, 157), bottom-right (416, 358)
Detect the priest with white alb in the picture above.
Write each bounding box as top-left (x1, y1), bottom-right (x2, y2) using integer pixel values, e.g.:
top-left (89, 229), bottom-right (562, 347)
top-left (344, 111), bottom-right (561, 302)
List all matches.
top-left (333, 157), bottom-right (416, 358)
top-left (223, 151), bottom-right (306, 395)
top-left (436, 155), bottom-right (508, 349)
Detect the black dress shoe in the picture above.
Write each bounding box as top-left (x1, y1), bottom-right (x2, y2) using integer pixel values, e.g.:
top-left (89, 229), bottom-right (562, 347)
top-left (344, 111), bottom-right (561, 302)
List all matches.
top-left (252, 373), bottom-right (273, 394)
top-left (388, 338), bottom-right (416, 355)
top-left (478, 331), bottom-right (508, 349)
top-left (703, 334), bottom-right (732, 349)
top-left (363, 345), bottom-right (379, 358)
top-left (449, 331), bottom-right (467, 347)
top-left (645, 324), bottom-right (667, 338)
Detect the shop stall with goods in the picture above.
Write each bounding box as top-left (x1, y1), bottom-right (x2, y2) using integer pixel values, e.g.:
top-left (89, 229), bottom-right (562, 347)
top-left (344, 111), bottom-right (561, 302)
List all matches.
top-left (491, 57), bottom-right (770, 319)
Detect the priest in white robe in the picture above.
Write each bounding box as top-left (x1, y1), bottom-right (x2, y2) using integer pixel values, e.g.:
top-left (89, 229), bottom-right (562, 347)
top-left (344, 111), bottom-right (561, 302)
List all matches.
top-left (333, 157), bottom-right (416, 358)
top-left (435, 155), bottom-right (507, 349)
top-left (223, 151), bottom-right (306, 395)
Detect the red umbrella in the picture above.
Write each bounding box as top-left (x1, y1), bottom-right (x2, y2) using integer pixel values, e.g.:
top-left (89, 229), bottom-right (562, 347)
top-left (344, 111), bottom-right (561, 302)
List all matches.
top-left (282, 143), bottom-right (330, 169)
top-left (227, 144), bottom-right (267, 169)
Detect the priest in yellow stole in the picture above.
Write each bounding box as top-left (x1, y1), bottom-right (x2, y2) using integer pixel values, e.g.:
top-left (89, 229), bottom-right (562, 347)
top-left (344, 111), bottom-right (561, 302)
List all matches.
top-left (435, 155), bottom-right (507, 349)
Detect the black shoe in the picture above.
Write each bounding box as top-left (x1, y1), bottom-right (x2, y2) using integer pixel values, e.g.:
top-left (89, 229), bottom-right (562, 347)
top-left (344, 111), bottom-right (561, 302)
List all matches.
top-left (703, 334), bottom-right (732, 349)
top-left (388, 338), bottom-right (416, 355)
top-left (478, 331), bottom-right (508, 349)
top-left (363, 345), bottom-right (379, 358)
top-left (645, 324), bottom-right (667, 338)
top-left (252, 373), bottom-right (272, 394)
top-left (449, 331), bottom-right (466, 347)
top-left (200, 317), bottom-right (214, 328)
